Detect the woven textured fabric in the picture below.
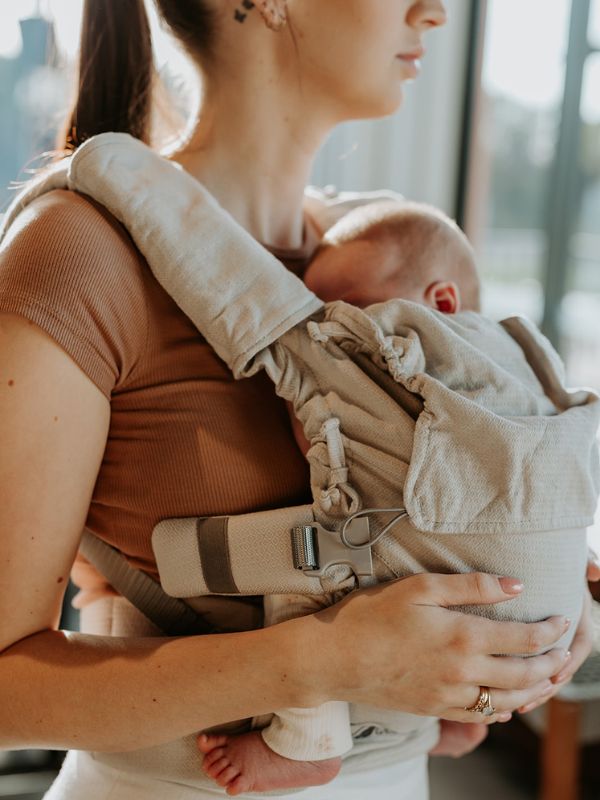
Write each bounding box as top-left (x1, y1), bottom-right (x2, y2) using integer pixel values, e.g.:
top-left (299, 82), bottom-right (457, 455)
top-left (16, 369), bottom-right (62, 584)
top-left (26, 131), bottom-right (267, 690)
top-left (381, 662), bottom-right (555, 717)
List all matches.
top-left (3, 132), bottom-right (598, 774)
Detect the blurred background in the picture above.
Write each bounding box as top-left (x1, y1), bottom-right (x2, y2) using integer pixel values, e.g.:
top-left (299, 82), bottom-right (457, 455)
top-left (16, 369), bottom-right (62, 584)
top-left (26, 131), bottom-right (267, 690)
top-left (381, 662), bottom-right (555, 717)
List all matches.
top-left (0, 1), bottom-right (599, 798)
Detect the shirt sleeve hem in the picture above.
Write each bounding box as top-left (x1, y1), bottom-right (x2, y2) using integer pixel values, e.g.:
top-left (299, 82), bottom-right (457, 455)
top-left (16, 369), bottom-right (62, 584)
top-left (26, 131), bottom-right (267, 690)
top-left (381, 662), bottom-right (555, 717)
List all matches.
top-left (0, 292), bottom-right (116, 401)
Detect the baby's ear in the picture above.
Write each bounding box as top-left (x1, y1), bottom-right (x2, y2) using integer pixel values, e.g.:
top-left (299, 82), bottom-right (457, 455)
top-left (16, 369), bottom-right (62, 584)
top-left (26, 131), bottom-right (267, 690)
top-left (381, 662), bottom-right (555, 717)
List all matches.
top-left (424, 281), bottom-right (461, 314)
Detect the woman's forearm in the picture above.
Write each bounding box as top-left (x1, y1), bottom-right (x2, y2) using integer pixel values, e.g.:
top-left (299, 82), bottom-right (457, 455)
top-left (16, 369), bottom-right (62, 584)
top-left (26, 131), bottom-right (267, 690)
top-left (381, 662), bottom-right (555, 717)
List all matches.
top-left (0, 572), bottom-right (581, 753)
top-left (1, 619), bottom-right (320, 753)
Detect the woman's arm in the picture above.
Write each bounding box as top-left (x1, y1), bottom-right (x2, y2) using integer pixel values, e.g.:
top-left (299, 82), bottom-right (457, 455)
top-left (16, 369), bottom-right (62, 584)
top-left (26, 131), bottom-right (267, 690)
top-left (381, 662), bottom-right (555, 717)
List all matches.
top-left (0, 313), bottom-right (572, 753)
top-left (0, 313), bottom-right (313, 752)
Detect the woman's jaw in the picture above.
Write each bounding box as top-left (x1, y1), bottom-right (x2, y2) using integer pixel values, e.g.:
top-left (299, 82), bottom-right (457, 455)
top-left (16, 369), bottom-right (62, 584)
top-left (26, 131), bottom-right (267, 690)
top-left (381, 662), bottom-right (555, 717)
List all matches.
top-left (170, 0), bottom-right (446, 248)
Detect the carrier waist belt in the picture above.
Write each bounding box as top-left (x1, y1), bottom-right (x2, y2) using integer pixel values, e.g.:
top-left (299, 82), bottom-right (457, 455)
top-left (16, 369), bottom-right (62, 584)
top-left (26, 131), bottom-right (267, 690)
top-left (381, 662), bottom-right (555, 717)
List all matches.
top-left (151, 504), bottom-right (374, 597)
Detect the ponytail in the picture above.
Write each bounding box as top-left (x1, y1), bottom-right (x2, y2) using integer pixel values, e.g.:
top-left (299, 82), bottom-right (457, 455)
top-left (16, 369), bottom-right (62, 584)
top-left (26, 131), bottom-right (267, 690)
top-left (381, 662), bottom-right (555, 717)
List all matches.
top-left (62, 0), bottom-right (153, 150)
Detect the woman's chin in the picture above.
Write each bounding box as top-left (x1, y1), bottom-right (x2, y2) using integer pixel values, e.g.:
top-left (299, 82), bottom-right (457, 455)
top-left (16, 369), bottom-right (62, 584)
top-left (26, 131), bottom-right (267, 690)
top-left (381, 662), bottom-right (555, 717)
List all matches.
top-left (362, 89), bottom-right (405, 120)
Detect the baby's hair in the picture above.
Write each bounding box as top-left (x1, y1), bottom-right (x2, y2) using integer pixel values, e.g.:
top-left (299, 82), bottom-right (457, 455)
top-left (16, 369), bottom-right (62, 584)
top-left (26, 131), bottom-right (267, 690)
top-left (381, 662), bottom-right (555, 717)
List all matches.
top-left (316, 200), bottom-right (481, 312)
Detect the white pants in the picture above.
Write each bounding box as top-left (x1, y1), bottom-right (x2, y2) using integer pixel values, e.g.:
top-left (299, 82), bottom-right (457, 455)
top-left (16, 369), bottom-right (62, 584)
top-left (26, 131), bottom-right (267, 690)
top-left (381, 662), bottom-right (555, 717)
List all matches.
top-left (44, 750), bottom-right (429, 800)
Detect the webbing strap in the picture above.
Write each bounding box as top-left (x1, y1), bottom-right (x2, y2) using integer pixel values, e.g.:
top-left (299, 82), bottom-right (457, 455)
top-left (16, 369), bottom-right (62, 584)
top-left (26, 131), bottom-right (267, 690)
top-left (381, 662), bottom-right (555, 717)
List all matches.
top-left (196, 518), bottom-right (238, 594)
top-left (79, 529), bottom-right (217, 636)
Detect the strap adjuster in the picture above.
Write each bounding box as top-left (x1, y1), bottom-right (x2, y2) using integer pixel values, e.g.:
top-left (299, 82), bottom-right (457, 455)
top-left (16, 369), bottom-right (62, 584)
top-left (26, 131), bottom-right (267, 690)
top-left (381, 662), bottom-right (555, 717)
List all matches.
top-left (291, 519), bottom-right (373, 577)
top-left (291, 525), bottom-right (320, 570)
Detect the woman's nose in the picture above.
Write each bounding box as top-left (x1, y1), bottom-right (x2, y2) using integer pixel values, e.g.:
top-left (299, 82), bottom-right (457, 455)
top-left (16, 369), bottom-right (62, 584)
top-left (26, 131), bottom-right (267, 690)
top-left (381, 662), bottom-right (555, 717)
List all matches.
top-left (409, 0), bottom-right (448, 30)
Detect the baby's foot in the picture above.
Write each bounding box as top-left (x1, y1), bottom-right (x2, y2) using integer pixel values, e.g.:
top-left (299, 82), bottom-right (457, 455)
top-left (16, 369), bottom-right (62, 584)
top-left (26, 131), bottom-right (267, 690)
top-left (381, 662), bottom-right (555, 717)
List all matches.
top-left (198, 730), bottom-right (342, 796)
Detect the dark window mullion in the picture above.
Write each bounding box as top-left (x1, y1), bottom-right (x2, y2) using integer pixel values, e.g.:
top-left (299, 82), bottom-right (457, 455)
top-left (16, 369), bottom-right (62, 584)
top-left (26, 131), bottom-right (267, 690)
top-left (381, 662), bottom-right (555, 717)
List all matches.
top-left (541, 0), bottom-right (592, 348)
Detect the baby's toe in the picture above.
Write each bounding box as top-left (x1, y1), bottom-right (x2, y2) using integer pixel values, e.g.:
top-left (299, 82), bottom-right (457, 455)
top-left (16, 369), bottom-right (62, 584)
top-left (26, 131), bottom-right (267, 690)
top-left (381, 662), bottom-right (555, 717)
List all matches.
top-left (215, 764), bottom-right (241, 787)
top-left (226, 774), bottom-right (251, 797)
top-left (198, 733), bottom-right (228, 753)
top-left (202, 746), bottom-right (226, 771)
top-left (206, 756), bottom-right (232, 780)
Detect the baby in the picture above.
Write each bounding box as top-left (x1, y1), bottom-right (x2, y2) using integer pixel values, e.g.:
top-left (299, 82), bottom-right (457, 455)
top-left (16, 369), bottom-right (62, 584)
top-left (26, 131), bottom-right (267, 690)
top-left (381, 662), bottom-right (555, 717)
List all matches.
top-left (305, 198), bottom-right (480, 312)
top-left (197, 200), bottom-right (484, 796)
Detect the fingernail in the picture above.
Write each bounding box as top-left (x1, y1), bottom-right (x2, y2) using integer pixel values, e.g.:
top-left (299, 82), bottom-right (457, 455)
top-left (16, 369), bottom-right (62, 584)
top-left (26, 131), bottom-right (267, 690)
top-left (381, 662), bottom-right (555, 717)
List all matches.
top-left (563, 618), bottom-right (572, 629)
top-left (519, 703), bottom-right (536, 714)
top-left (498, 712), bottom-right (512, 722)
top-left (554, 658), bottom-right (572, 682)
top-left (564, 649), bottom-right (572, 661)
top-left (498, 577), bottom-right (524, 594)
top-left (554, 673), bottom-right (571, 684)
top-left (541, 683), bottom-right (554, 695)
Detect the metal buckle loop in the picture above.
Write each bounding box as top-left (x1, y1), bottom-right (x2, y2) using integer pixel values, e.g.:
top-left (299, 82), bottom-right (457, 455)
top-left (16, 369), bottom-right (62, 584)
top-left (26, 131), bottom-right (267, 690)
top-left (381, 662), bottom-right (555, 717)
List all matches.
top-left (291, 518), bottom-right (373, 577)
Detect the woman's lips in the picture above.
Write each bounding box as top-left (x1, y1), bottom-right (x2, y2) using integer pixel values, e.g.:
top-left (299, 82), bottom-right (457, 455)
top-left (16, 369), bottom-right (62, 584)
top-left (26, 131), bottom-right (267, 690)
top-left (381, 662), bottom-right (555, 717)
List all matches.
top-left (395, 50), bottom-right (423, 78)
top-left (396, 48), bottom-right (425, 61)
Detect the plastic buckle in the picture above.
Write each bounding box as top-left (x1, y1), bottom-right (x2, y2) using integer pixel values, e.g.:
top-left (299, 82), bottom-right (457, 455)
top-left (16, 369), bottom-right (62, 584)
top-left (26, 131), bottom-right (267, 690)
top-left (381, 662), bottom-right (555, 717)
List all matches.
top-left (291, 518), bottom-right (373, 577)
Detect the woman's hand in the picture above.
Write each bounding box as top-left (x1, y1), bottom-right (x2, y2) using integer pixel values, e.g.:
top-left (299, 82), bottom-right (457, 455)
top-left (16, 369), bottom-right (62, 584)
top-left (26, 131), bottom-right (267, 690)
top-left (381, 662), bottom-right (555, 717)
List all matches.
top-left (431, 557), bottom-right (600, 753)
top-left (517, 585), bottom-right (595, 714)
top-left (308, 572), bottom-right (570, 723)
top-left (587, 548), bottom-right (600, 582)
top-left (429, 720), bottom-right (489, 758)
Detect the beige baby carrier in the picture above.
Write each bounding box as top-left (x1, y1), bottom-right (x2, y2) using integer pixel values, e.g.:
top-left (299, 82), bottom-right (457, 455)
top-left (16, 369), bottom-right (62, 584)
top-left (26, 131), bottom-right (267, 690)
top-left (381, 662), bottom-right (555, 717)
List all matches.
top-left (2, 133), bottom-right (599, 790)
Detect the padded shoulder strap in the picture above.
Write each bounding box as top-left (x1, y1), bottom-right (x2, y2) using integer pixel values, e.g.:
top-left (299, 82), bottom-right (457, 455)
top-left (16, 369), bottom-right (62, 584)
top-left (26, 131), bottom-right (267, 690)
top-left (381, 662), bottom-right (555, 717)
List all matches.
top-left (68, 134), bottom-right (323, 377)
top-left (1, 133), bottom-right (323, 378)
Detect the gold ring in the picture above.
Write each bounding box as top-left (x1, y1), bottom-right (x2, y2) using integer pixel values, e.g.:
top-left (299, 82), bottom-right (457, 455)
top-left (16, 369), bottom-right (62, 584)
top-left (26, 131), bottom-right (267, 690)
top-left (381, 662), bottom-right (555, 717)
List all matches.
top-left (465, 686), bottom-right (496, 716)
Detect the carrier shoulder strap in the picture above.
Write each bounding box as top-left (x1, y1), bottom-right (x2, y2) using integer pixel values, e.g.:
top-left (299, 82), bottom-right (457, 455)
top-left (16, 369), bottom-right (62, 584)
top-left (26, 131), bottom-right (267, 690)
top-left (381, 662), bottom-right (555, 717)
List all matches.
top-left (1, 133), bottom-right (323, 379)
top-left (500, 316), bottom-right (592, 410)
top-left (79, 529), bottom-right (218, 635)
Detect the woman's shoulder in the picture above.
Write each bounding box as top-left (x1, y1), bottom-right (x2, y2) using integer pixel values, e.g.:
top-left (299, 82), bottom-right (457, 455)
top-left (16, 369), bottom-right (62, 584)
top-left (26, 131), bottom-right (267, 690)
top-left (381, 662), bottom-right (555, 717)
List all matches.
top-left (1, 187), bottom-right (146, 270)
top-left (0, 188), bottom-right (149, 400)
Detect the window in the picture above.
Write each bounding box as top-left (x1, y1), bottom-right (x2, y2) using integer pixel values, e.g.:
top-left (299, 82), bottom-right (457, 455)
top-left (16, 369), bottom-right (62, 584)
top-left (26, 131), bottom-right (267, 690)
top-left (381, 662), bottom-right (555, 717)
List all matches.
top-left (464, 0), bottom-right (600, 392)
top-left (463, 0), bottom-right (600, 553)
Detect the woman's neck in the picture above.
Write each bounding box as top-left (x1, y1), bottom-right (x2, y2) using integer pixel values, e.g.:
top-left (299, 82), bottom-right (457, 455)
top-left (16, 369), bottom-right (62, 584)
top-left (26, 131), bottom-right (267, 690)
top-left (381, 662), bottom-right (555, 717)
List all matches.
top-left (169, 68), bottom-right (335, 250)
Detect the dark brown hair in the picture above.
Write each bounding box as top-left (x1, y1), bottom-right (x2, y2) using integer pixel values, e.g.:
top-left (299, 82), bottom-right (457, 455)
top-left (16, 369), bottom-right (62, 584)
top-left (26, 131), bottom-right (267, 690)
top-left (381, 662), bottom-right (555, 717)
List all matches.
top-left (62, 0), bottom-right (217, 151)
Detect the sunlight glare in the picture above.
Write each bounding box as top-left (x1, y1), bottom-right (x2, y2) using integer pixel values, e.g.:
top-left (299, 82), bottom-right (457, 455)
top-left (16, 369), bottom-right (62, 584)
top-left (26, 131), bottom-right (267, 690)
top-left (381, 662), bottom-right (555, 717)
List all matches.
top-left (483, 0), bottom-right (571, 110)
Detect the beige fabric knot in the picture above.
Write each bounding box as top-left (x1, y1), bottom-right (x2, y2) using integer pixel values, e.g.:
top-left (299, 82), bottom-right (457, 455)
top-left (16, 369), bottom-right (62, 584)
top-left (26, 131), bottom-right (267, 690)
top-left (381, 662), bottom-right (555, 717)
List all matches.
top-left (319, 486), bottom-right (341, 512)
top-left (321, 417), bottom-right (341, 435)
top-left (319, 481), bottom-right (360, 515)
top-left (378, 337), bottom-right (405, 380)
top-left (307, 321), bottom-right (329, 344)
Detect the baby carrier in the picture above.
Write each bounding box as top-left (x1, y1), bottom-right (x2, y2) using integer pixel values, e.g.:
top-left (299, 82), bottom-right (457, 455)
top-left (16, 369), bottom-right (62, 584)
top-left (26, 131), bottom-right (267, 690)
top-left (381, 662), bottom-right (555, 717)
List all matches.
top-left (2, 132), bottom-right (599, 789)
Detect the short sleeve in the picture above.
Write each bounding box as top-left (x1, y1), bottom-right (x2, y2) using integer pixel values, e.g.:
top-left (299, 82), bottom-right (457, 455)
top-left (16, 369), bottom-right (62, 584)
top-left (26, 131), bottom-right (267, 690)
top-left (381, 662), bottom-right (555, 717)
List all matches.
top-left (0, 189), bottom-right (148, 400)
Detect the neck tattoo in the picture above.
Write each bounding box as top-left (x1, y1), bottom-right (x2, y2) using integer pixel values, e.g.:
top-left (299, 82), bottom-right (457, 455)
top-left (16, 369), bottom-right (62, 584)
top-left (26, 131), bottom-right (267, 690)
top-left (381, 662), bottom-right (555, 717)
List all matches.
top-left (234, 0), bottom-right (255, 23)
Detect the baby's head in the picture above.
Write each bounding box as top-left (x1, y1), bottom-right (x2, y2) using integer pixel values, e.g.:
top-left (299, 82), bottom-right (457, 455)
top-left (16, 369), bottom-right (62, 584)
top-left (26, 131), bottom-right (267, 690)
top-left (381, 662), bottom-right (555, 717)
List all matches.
top-left (304, 200), bottom-right (480, 313)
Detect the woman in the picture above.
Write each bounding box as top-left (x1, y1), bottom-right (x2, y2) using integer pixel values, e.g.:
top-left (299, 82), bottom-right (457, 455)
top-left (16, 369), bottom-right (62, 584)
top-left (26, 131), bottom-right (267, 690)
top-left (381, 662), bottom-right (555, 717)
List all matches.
top-left (0, 1), bottom-right (594, 798)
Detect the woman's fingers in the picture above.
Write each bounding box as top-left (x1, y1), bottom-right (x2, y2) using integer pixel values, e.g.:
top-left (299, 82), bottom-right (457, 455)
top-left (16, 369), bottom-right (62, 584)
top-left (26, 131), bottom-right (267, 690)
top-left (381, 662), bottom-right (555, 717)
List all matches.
top-left (586, 549), bottom-right (600, 582)
top-left (440, 680), bottom-right (554, 724)
top-left (448, 612), bottom-right (569, 658)
top-left (551, 589), bottom-right (593, 686)
top-left (507, 590), bottom-right (593, 714)
top-left (518, 688), bottom-right (562, 715)
top-left (413, 572), bottom-right (570, 654)
top-left (476, 648), bottom-right (571, 690)
top-left (429, 720), bottom-right (489, 758)
top-left (410, 572), bottom-right (525, 608)
top-left (323, 572), bottom-right (588, 720)
top-left (458, 678), bottom-right (554, 716)
top-left (519, 627), bottom-right (584, 713)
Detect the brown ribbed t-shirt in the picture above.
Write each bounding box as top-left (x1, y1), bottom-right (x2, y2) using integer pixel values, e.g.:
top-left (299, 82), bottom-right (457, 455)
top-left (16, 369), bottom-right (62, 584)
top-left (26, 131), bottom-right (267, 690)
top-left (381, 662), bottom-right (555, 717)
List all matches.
top-left (0, 189), bottom-right (322, 614)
